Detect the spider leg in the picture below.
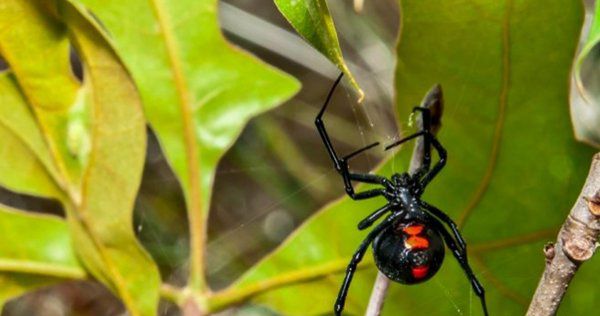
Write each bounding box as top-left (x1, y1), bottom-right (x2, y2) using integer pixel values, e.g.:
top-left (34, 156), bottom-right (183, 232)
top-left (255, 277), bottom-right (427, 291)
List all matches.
top-left (344, 145), bottom-right (391, 189)
top-left (419, 201), bottom-right (466, 253)
top-left (412, 106), bottom-right (432, 131)
top-left (340, 157), bottom-right (387, 200)
top-left (343, 141), bottom-right (380, 161)
top-left (383, 106), bottom-right (432, 151)
top-left (315, 74), bottom-right (388, 200)
top-left (349, 173), bottom-right (389, 186)
top-left (383, 129), bottom-right (434, 190)
top-left (383, 130), bottom-right (427, 151)
top-left (357, 204), bottom-right (393, 230)
top-left (383, 107), bottom-right (446, 191)
top-left (431, 217), bottom-right (488, 316)
top-left (410, 107), bottom-right (433, 180)
top-left (335, 211), bottom-right (403, 315)
top-left (345, 187), bottom-right (385, 200)
top-left (418, 134), bottom-right (447, 189)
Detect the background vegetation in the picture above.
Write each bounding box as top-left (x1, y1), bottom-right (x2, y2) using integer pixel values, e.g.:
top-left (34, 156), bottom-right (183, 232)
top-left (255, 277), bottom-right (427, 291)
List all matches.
top-left (0, 0), bottom-right (599, 315)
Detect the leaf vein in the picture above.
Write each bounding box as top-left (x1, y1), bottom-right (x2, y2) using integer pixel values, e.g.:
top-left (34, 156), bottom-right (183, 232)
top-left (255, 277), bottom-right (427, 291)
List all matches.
top-left (0, 259), bottom-right (86, 279)
top-left (147, 0), bottom-right (206, 291)
top-left (457, 0), bottom-right (513, 229)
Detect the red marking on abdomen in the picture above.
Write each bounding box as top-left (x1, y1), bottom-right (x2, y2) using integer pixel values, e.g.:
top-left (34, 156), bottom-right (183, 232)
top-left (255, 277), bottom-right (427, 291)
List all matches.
top-left (406, 236), bottom-right (429, 249)
top-left (412, 265), bottom-right (429, 279)
top-left (403, 224), bottom-right (429, 249)
top-left (403, 224), bottom-right (424, 235)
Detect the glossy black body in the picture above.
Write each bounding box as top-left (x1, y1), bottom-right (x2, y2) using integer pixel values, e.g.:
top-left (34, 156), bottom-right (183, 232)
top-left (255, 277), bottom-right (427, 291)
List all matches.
top-left (315, 74), bottom-right (488, 316)
top-left (372, 215), bottom-right (445, 284)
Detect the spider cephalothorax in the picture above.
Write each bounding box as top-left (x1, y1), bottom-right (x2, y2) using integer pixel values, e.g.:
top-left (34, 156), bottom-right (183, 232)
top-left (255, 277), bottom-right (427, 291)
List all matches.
top-left (315, 74), bottom-right (488, 316)
top-left (391, 172), bottom-right (411, 187)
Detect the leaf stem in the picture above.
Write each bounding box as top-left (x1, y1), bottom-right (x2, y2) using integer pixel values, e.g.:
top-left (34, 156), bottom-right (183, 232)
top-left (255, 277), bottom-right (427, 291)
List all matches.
top-left (148, 0), bottom-right (207, 293)
top-left (526, 153), bottom-right (600, 316)
top-left (0, 259), bottom-right (86, 279)
top-left (208, 258), bottom-right (373, 313)
top-left (160, 283), bottom-right (186, 305)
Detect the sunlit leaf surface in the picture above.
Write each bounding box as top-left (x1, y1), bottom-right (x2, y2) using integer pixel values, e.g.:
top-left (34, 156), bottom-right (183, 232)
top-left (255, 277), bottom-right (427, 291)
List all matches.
top-left (0, 1), bottom-right (79, 112)
top-left (0, 73), bottom-right (63, 199)
top-left (0, 1), bottom-right (160, 314)
top-left (62, 3), bottom-right (160, 315)
top-left (273, 0), bottom-right (363, 99)
top-left (72, 0), bottom-right (300, 291)
top-left (0, 204), bottom-right (85, 307)
top-left (217, 1), bottom-right (596, 315)
top-left (0, 0), bottom-right (85, 194)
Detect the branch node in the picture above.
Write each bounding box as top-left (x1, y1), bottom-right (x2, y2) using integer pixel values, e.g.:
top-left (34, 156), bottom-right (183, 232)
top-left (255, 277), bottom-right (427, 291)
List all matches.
top-left (563, 237), bottom-right (594, 262)
top-left (543, 242), bottom-right (555, 265)
top-left (584, 192), bottom-right (600, 216)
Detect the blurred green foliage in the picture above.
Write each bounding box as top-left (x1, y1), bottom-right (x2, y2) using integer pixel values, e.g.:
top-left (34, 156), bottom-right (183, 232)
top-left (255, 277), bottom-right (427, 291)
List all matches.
top-left (0, 1), bottom-right (158, 314)
top-left (273, 0), bottom-right (363, 98)
top-left (0, 0), bottom-right (598, 315)
top-left (226, 1), bottom-right (598, 315)
top-left (574, 0), bottom-right (600, 146)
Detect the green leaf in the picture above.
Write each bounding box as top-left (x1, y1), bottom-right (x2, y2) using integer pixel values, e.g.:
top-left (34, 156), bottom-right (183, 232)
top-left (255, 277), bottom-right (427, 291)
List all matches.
top-left (60, 3), bottom-right (161, 315)
top-left (214, 1), bottom-right (596, 315)
top-left (0, 1), bottom-right (161, 315)
top-left (273, 0), bottom-right (363, 99)
top-left (0, 204), bottom-right (85, 307)
top-left (0, 0), bottom-right (88, 189)
top-left (0, 73), bottom-right (63, 199)
top-left (71, 0), bottom-right (300, 293)
top-left (0, 0), bottom-right (79, 112)
top-left (573, 0), bottom-right (600, 147)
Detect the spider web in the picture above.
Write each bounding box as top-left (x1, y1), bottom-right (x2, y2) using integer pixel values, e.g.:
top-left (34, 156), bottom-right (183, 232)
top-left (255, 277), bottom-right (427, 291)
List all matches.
top-left (130, 1), bottom-right (477, 315)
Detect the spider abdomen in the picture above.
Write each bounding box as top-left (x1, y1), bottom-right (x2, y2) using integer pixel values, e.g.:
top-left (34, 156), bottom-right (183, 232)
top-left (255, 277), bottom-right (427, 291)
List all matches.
top-left (372, 220), bottom-right (445, 284)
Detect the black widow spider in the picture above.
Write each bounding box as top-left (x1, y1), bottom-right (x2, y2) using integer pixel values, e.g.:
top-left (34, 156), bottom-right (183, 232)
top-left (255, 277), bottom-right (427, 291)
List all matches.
top-left (315, 74), bottom-right (488, 316)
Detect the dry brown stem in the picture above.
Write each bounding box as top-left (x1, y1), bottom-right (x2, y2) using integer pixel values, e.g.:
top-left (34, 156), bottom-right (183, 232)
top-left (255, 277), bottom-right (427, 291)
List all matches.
top-left (526, 154), bottom-right (600, 316)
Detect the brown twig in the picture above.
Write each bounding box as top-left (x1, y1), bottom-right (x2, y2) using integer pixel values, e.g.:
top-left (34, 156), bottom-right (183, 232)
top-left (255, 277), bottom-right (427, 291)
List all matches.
top-left (526, 153), bottom-right (600, 316)
top-left (365, 84), bottom-right (443, 316)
